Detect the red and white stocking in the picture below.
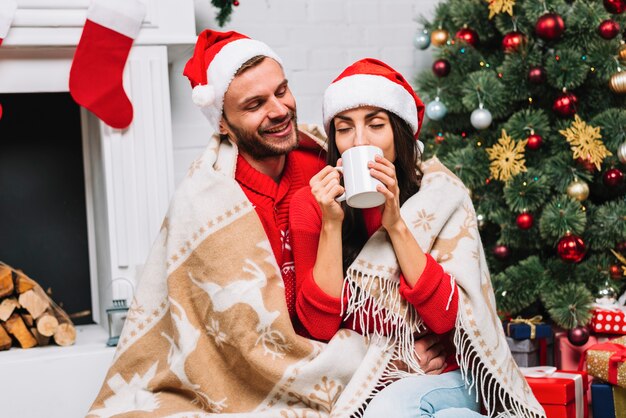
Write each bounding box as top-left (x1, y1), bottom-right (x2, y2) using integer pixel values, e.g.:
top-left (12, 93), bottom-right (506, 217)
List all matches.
top-left (0, 0), bottom-right (17, 120)
top-left (70, 0), bottom-right (146, 129)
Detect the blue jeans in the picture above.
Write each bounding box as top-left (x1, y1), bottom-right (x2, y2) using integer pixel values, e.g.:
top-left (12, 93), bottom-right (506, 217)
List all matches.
top-left (363, 370), bottom-right (486, 418)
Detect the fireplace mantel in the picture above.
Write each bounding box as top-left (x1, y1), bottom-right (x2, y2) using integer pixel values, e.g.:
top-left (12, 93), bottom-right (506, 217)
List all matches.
top-left (0, 2), bottom-right (196, 416)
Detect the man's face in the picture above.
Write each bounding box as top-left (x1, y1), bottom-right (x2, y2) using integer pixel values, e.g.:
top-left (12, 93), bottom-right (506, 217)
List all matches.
top-left (220, 58), bottom-right (298, 160)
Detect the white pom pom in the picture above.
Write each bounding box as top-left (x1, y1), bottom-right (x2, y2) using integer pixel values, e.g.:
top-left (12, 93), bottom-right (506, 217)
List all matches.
top-left (417, 140), bottom-right (425, 154)
top-left (192, 84), bottom-right (216, 107)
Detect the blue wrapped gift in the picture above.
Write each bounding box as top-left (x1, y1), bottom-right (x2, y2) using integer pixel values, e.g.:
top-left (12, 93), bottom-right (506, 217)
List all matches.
top-left (503, 316), bottom-right (553, 340)
top-left (591, 382), bottom-right (626, 418)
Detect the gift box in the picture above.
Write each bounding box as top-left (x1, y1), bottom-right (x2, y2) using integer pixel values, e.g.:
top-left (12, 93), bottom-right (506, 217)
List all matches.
top-left (507, 335), bottom-right (554, 367)
top-left (584, 335), bottom-right (626, 388)
top-left (555, 332), bottom-right (600, 372)
top-left (590, 307), bottom-right (626, 335)
top-left (522, 367), bottom-right (588, 418)
top-left (590, 382), bottom-right (626, 418)
top-left (504, 315), bottom-right (553, 340)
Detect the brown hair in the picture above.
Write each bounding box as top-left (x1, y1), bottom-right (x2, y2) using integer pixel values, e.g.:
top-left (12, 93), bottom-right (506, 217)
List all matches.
top-left (326, 111), bottom-right (423, 272)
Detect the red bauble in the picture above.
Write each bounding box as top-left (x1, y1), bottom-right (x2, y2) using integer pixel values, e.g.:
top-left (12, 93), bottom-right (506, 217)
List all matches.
top-left (610, 264), bottom-right (623, 280)
top-left (492, 244), bottom-right (511, 260)
top-left (435, 134), bottom-right (445, 144)
top-left (598, 19), bottom-right (620, 39)
top-left (567, 326), bottom-right (590, 346)
top-left (553, 92), bottom-right (578, 117)
top-left (604, 0), bottom-right (626, 14)
top-left (502, 31), bottom-right (526, 52)
top-left (603, 168), bottom-right (624, 187)
top-left (0, 103), bottom-right (3, 121)
top-left (516, 212), bottom-right (534, 230)
top-left (526, 133), bottom-right (543, 150)
top-left (233, 0), bottom-right (240, 5)
top-left (455, 27), bottom-right (479, 47)
top-left (535, 13), bottom-right (565, 41)
top-left (528, 66), bottom-right (547, 84)
top-left (432, 59), bottom-right (451, 77)
top-left (576, 157), bottom-right (597, 172)
top-left (616, 241), bottom-right (626, 252)
top-left (557, 234), bottom-right (587, 263)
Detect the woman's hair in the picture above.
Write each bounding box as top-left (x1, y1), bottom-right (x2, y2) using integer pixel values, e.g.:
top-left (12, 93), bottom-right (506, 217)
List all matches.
top-left (326, 110), bottom-right (423, 272)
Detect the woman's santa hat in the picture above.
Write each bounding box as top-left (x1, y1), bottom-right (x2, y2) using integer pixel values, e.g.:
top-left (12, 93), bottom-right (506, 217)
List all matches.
top-left (323, 58), bottom-right (425, 146)
top-left (183, 29), bottom-right (282, 129)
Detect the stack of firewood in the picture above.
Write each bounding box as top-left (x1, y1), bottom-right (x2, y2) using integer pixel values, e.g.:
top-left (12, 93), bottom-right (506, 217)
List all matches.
top-left (0, 263), bottom-right (76, 350)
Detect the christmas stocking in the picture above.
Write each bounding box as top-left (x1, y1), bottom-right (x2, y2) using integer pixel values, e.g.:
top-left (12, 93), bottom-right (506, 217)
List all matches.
top-left (70, 0), bottom-right (146, 129)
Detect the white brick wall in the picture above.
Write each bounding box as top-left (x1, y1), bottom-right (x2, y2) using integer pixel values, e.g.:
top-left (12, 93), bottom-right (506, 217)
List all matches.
top-left (170, 0), bottom-right (440, 184)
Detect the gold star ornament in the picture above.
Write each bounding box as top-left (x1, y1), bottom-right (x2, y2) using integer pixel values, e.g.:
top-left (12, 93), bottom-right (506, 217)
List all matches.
top-left (486, 130), bottom-right (528, 182)
top-left (559, 115), bottom-right (612, 171)
top-left (486, 0), bottom-right (515, 19)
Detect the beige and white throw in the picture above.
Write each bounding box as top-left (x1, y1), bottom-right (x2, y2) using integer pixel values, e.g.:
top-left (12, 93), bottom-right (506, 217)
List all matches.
top-left (88, 128), bottom-right (545, 417)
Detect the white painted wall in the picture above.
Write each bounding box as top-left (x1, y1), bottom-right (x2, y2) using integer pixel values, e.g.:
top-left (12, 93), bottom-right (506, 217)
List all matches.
top-left (170, 0), bottom-right (440, 184)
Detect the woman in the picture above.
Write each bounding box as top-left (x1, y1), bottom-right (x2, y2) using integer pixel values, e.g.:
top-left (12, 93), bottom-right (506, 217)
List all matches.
top-left (289, 58), bottom-right (486, 417)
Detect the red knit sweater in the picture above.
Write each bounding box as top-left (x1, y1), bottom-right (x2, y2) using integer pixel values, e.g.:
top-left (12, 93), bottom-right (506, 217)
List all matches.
top-left (235, 148), bottom-right (324, 336)
top-left (289, 187), bottom-right (459, 346)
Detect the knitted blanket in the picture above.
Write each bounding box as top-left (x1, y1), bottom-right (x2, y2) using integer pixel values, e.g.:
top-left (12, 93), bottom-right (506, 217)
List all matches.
top-left (88, 129), bottom-right (544, 417)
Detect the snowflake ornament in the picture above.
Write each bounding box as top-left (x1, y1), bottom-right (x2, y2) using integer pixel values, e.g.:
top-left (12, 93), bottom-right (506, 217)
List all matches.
top-left (559, 115), bottom-right (612, 171)
top-left (485, 130), bottom-right (528, 182)
top-left (487, 0), bottom-right (515, 19)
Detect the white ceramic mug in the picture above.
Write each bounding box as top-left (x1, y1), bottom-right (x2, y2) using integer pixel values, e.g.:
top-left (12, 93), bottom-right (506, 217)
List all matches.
top-left (335, 145), bottom-right (386, 208)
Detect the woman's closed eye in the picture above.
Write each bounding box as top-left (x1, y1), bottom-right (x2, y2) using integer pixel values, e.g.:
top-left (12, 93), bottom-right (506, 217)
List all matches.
top-left (370, 123), bottom-right (385, 129)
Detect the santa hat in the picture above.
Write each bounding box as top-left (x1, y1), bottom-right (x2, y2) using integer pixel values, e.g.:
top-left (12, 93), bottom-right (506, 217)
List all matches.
top-left (323, 58), bottom-right (425, 143)
top-left (183, 29), bottom-right (282, 129)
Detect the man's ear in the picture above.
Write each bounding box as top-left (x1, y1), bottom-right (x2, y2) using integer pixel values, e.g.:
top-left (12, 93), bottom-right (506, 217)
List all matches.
top-left (218, 118), bottom-right (229, 136)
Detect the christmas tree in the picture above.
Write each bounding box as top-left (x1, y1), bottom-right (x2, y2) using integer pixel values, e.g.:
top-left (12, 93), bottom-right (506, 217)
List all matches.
top-left (414, 0), bottom-right (626, 342)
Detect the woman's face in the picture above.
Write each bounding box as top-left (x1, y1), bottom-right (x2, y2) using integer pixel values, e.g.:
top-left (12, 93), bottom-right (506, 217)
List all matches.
top-left (333, 106), bottom-right (395, 162)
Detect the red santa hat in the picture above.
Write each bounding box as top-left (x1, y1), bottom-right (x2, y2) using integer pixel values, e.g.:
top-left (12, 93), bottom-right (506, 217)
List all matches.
top-left (323, 58), bottom-right (425, 144)
top-left (183, 29), bottom-right (282, 129)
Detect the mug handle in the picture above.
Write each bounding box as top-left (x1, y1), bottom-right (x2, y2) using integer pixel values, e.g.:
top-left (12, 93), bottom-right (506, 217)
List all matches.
top-left (334, 166), bottom-right (346, 202)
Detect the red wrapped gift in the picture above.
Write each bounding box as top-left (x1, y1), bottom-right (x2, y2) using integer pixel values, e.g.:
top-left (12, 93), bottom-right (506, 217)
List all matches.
top-left (590, 307), bottom-right (626, 335)
top-left (522, 366), bottom-right (588, 418)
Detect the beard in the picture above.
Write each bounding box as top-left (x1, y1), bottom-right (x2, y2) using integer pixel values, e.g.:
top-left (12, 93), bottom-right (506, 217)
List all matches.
top-left (226, 110), bottom-right (299, 160)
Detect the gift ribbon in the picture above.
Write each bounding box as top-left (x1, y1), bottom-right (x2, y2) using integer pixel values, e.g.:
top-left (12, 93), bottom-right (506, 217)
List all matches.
top-left (507, 315), bottom-right (543, 339)
top-left (521, 366), bottom-right (584, 418)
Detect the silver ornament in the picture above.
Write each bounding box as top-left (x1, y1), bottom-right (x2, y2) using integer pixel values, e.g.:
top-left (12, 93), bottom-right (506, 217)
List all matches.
top-left (618, 141), bottom-right (626, 164)
top-left (426, 98), bottom-right (447, 121)
top-left (414, 30), bottom-right (430, 50)
top-left (595, 279), bottom-right (618, 306)
top-left (470, 107), bottom-right (492, 130)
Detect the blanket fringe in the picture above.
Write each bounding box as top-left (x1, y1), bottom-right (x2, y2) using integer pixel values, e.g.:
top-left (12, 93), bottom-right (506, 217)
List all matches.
top-left (454, 315), bottom-right (544, 418)
top-left (342, 269), bottom-right (425, 374)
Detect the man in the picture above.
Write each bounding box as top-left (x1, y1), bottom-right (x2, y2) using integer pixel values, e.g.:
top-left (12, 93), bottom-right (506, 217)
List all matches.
top-left (88, 30), bottom-right (447, 417)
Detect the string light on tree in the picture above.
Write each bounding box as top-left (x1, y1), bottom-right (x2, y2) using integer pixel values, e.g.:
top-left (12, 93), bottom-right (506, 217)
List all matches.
top-left (566, 177), bottom-right (590, 201)
top-left (557, 233), bottom-right (587, 263)
top-left (559, 115), bottom-right (612, 170)
top-left (535, 12), bottom-right (565, 41)
top-left (414, 29), bottom-right (431, 50)
top-left (598, 19), bottom-right (620, 39)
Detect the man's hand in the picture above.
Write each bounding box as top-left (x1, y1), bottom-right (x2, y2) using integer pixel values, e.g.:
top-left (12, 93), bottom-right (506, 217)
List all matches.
top-left (413, 333), bottom-right (447, 375)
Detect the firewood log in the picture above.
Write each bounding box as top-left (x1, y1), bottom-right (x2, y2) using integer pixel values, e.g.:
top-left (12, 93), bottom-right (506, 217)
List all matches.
top-left (18, 288), bottom-right (50, 319)
top-left (0, 324), bottom-right (12, 350)
top-left (30, 327), bottom-right (50, 346)
top-left (13, 271), bottom-right (35, 294)
top-left (0, 266), bottom-right (14, 298)
top-left (36, 312), bottom-right (59, 337)
top-left (21, 312), bottom-right (34, 327)
top-left (4, 313), bottom-right (37, 348)
top-left (53, 323), bottom-right (76, 346)
top-left (0, 298), bottom-right (19, 322)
